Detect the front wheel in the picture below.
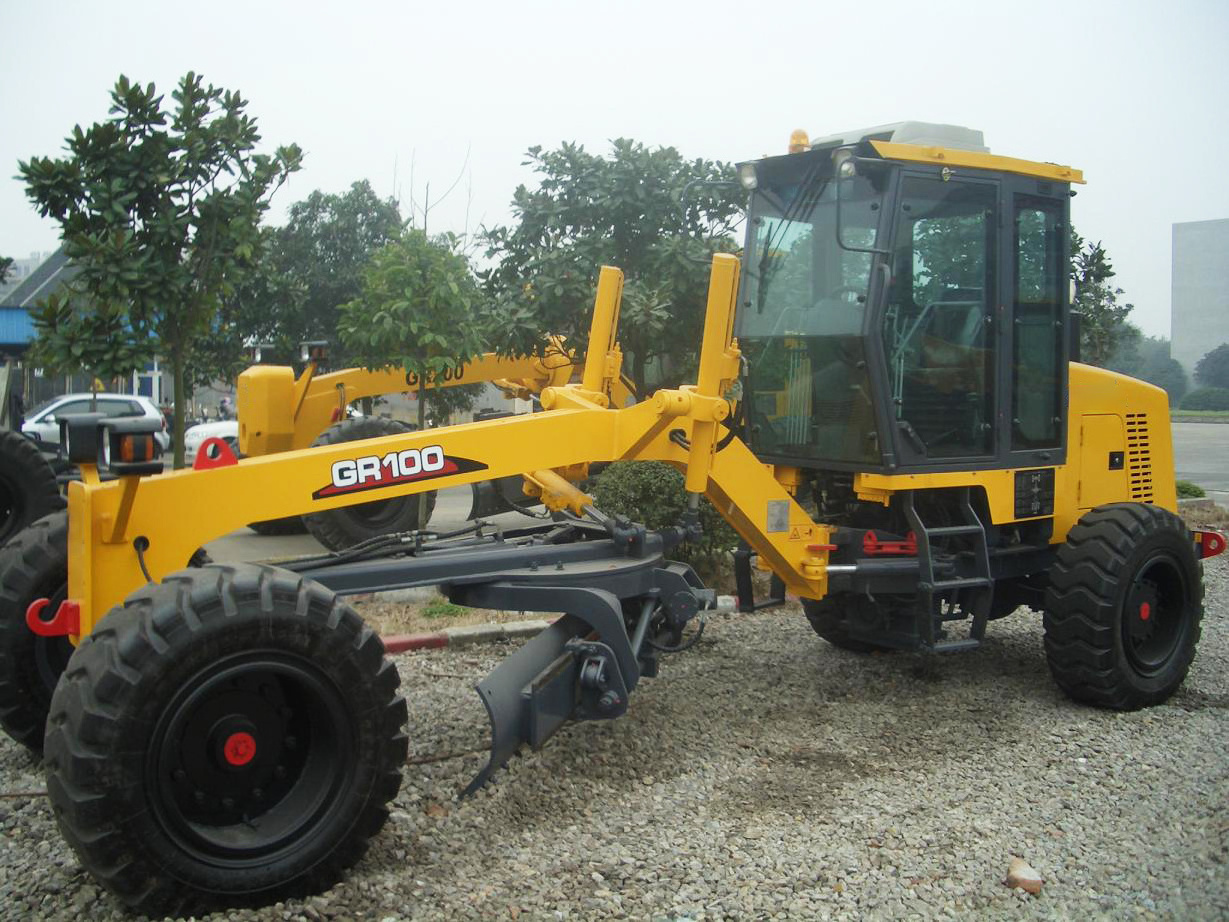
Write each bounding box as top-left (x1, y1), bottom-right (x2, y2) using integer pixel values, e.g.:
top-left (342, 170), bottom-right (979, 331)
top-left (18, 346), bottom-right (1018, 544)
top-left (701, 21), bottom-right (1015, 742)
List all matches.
top-left (43, 564), bottom-right (408, 916)
top-left (802, 596), bottom-right (893, 653)
top-left (1043, 503), bottom-right (1202, 710)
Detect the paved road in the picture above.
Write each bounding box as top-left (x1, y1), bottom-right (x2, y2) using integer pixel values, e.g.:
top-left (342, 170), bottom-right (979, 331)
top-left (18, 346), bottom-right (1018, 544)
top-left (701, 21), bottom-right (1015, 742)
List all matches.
top-left (1172, 421), bottom-right (1229, 506)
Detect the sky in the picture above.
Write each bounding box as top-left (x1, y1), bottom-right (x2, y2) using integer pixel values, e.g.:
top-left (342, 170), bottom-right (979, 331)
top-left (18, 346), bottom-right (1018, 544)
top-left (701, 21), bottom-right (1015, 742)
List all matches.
top-left (2, 0), bottom-right (1227, 339)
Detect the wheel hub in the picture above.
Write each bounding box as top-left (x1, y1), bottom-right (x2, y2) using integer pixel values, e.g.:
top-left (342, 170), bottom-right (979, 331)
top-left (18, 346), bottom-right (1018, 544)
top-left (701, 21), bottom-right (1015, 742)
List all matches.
top-left (149, 654), bottom-right (352, 864)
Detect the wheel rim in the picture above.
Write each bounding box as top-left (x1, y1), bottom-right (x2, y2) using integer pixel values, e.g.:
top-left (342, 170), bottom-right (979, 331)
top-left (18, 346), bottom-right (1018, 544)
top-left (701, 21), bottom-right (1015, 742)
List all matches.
top-left (1121, 553), bottom-right (1189, 675)
top-left (147, 652), bottom-right (355, 867)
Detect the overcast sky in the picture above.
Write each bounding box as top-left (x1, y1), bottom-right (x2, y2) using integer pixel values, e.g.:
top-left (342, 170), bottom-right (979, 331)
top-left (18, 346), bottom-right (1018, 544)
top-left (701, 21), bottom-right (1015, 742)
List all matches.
top-left (3, 0), bottom-right (1226, 338)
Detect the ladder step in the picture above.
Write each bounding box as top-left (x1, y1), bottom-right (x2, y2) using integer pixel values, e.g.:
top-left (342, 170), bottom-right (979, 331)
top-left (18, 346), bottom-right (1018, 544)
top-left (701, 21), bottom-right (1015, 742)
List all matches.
top-left (931, 577), bottom-right (992, 591)
top-left (927, 525), bottom-right (983, 537)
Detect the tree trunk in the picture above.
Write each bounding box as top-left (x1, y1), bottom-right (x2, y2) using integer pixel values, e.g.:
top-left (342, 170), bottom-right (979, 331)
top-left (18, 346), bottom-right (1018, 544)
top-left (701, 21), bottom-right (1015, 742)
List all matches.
top-left (172, 354), bottom-right (186, 469)
top-left (416, 381), bottom-right (429, 531)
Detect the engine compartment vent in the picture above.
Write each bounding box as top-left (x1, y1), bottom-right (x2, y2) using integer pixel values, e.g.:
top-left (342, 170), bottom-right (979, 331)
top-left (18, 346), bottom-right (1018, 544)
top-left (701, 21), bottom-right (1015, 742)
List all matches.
top-left (1125, 412), bottom-right (1153, 502)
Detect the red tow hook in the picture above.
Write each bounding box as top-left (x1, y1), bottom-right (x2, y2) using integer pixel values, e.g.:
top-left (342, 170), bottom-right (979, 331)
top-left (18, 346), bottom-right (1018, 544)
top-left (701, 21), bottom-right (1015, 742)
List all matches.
top-left (26, 598), bottom-right (81, 637)
top-left (1193, 530), bottom-right (1227, 560)
top-left (193, 437), bottom-right (240, 470)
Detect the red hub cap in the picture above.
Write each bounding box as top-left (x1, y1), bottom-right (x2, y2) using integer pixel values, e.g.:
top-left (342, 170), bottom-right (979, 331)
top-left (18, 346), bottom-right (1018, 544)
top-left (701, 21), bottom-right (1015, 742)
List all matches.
top-left (1139, 602), bottom-right (1151, 622)
top-left (223, 731), bottom-right (257, 767)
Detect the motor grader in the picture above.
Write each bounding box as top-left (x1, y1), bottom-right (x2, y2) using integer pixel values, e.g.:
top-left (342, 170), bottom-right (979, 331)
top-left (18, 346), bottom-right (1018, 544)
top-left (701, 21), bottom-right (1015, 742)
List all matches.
top-left (0, 121), bottom-right (1223, 916)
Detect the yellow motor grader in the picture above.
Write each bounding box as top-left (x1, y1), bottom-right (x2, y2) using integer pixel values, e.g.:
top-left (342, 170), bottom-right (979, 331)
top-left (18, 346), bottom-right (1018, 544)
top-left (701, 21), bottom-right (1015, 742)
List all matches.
top-left (0, 121), bottom-right (1223, 915)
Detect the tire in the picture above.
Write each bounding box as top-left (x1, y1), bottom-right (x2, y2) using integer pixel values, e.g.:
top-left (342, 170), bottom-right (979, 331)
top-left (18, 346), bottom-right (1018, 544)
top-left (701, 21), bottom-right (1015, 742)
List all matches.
top-left (802, 596), bottom-right (893, 653)
top-left (0, 430), bottom-right (65, 547)
top-left (1044, 503), bottom-right (1202, 710)
top-left (43, 563), bottom-right (408, 916)
top-left (248, 515), bottom-right (309, 536)
top-left (303, 417), bottom-right (438, 551)
top-left (0, 511), bottom-right (73, 751)
top-left (0, 516), bottom-right (217, 753)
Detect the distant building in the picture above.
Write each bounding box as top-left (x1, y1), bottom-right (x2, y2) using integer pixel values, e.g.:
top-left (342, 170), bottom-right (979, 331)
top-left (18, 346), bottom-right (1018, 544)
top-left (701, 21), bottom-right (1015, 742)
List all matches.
top-left (1171, 219), bottom-right (1229, 379)
top-left (0, 251), bottom-right (56, 303)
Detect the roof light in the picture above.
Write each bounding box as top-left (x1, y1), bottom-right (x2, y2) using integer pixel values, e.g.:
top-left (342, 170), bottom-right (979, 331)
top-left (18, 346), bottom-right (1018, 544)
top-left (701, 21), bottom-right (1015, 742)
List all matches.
top-left (788, 129), bottom-right (809, 153)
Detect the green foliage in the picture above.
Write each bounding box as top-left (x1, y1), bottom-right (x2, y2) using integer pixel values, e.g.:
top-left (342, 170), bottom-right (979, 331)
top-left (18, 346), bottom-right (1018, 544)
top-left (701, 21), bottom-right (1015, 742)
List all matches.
top-left (0, 256), bottom-right (12, 286)
top-left (230, 181), bottom-right (404, 365)
top-left (19, 72), bottom-right (301, 465)
top-left (422, 598), bottom-right (466, 620)
top-left (1180, 387), bottom-right (1229, 412)
top-left (481, 139), bottom-right (744, 393)
top-left (591, 461), bottom-right (739, 566)
top-left (1194, 343), bottom-right (1229, 390)
top-left (337, 229), bottom-right (489, 431)
top-left (1070, 229), bottom-right (1134, 368)
top-left (1176, 480), bottom-right (1206, 499)
top-left (1106, 326), bottom-right (1188, 406)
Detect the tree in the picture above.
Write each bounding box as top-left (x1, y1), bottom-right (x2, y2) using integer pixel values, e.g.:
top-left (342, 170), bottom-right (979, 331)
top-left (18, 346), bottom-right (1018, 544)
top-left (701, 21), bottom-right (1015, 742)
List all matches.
top-left (481, 139), bottom-right (744, 394)
top-left (1070, 229), bottom-right (1134, 368)
top-left (0, 256), bottom-right (12, 286)
top-left (19, 72), bottom-right (301, 466)
top-left (1194, 343), bottom-right (1229, 390)
top-left (1107, 326), bottom-right (1188, 406)
top-left (336, 228), bottom-right (489, 472)
top-left (232, 181), bottom-right (403, 365)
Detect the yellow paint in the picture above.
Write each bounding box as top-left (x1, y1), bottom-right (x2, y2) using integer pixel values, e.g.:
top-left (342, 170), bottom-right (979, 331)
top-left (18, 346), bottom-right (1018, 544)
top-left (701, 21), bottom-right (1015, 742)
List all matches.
top-left (60, 254), bottom-right (1175, 639)
top-left (238, 335), bottom-right (632, 457)
top-left (870, 140), bottom-right (1085, 184)
top-left (1077, 414), bottom-right (1128, 509)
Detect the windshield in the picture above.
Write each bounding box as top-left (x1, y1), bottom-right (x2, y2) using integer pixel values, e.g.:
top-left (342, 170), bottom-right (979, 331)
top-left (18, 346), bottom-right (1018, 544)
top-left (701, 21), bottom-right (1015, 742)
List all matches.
top-left (736, 152), bottom-right (886, 466)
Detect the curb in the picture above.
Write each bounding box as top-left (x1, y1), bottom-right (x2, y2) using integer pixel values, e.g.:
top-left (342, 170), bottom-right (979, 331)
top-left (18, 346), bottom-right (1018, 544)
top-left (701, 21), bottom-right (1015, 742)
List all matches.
top-left (383, 618), bottom-right (553, 654)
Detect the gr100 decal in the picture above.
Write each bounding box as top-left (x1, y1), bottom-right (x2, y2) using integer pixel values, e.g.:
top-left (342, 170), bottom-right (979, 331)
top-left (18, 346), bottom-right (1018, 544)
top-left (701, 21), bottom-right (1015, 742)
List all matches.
top-left (312, 445), bottom-right (488, 500)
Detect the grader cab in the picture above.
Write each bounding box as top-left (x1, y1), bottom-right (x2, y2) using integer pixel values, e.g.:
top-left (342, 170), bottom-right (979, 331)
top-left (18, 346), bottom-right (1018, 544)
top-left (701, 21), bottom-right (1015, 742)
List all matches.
top-left (0, 122), bottom-right (1223, 915)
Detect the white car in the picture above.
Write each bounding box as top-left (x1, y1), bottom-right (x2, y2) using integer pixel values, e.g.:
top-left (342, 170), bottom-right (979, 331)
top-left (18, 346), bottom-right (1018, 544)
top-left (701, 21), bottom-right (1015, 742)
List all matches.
top-left (23, 392), bottom-right (170, 452)
top-left (182, 420), bottom-right (239, 466)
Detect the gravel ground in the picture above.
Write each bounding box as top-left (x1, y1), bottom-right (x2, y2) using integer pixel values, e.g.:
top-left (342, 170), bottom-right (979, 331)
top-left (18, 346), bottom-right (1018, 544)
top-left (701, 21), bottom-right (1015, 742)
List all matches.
top-left (2, 556), bottom-right (1226, 921)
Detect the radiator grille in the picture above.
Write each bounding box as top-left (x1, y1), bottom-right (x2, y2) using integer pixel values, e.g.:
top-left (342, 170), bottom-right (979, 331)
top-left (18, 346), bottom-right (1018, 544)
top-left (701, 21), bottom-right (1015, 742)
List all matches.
top-left (1125, 412), bottom-right (1153, 502)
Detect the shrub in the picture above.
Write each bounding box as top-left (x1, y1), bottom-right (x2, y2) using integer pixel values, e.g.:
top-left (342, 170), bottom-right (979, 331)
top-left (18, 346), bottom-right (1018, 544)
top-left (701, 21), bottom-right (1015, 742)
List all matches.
top-left (1179, 387), bottom-right (1229, 412)
top-left (591, 461), bottom-right (739, 569)
top-left (1176, 480), bottom-right (1206, 499)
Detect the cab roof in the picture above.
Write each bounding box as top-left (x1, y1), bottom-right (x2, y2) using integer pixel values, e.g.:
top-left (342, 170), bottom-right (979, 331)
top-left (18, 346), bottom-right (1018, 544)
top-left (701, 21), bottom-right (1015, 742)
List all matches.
top-left (807, 121), bottom-right (1084, 184)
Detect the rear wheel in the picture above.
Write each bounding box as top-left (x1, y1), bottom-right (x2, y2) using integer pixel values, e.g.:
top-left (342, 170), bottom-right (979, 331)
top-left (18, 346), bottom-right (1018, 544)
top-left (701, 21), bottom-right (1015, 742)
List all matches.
top-left (303, 417), bottom-right (437, 551)
top-left (0, 430), bottom-right (64, 547)
top-left (802, 596), bottom-right (893, 653)
top-left (43, 563), bottom-right (407, 916)
top-left (0, 511), bottom-right (72, 751)
top-left (1044, 503), bottom-right (1202, 710)
top-left (0, 517), bottom-right (215, 753)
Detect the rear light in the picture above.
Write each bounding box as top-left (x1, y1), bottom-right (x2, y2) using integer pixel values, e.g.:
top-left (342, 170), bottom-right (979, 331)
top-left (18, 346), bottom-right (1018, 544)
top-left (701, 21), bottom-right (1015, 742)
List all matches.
top-left (1193, 530), bottom-right (1226, 559)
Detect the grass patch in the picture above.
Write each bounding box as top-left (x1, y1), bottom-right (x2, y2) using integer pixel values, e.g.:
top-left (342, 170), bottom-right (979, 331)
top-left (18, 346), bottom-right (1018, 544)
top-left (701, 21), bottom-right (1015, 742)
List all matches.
top-left (1173, 410), bottom-right (1229, 420)
top-left (1177, 480), bottom-right (1207, 498)
top-left (422, 599), bottom-right (467, 620)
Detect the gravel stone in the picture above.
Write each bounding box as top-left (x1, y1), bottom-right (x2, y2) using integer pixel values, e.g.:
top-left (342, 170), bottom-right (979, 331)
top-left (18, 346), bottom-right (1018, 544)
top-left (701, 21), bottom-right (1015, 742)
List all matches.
top-left (2, 556), bottom-right (1227, 920)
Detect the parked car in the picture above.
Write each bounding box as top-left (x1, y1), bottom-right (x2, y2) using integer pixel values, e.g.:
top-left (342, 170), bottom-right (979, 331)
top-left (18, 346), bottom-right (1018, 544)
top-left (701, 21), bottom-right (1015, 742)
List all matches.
top-left (22, 393), bottom-right (170, 452)
top-left (182, 419), bottom-right (238, 466)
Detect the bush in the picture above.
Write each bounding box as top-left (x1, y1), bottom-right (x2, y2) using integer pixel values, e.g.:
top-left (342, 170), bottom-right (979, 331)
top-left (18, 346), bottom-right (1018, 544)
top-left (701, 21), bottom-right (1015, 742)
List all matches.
top-left (1176, 480), bottom-right (1206, 499)
top-left (1179, 387), bottom-right (1229, 411)
top-left (591, 461), bottom-right (739, 569)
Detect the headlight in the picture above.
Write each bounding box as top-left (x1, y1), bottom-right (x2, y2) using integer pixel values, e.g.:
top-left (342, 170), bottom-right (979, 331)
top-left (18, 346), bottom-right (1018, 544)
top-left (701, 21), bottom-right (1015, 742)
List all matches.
top-left (738, 163), bottom-right (758, 191)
